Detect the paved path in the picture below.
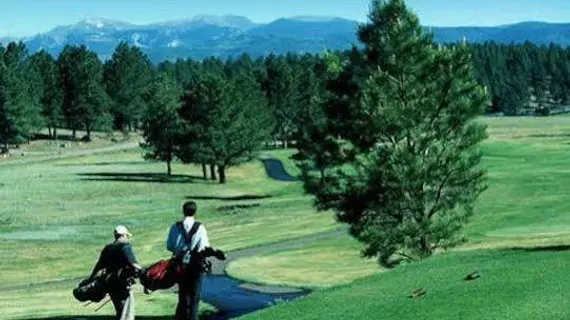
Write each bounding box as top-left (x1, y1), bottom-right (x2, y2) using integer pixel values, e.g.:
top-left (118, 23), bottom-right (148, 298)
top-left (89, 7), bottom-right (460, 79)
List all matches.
top-left (0, 141), bottom-right (141, 166)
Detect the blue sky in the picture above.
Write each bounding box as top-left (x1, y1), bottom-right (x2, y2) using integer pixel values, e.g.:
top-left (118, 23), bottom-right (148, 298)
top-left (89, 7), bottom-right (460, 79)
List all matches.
top-left (0, 0), bottom-right (568, 37)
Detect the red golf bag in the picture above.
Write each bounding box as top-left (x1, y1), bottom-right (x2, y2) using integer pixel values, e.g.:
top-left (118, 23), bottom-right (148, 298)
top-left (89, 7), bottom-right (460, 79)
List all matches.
top-left (139, 258), bottom-right (182, 292)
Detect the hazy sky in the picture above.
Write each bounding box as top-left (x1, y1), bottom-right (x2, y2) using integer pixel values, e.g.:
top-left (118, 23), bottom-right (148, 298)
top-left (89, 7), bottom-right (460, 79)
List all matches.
top-left (0, 0), bottom-right (568, 37)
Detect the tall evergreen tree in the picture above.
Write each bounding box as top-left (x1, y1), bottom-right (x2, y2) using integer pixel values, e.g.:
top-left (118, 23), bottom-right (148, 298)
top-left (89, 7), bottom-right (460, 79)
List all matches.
top-left (29, 50), bottom-right (63, 139)
top-left (104, 42), bottom-right (154, 131)
top-left (299, 0), bottom-right (489, 267)
top-left (179, 71), bottom-right (273, 184)
top-left (0, 42), bottom-right (43, 151)
top-left (58, 45), bottom-right (109, 140)
top-left (141, 74), bottom-right (183, 175)
top-left (264, 55), bottom-right (298, 148)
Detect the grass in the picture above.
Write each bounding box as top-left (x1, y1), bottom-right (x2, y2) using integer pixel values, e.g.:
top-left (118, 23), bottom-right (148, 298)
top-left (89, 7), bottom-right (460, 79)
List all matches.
top-left (0, 143), bottom-right (333, 319)
top-left (228, 115), bottom-right (570, 288)
top-left (6, 115), bottom-right (570, 319)
top-left (226, 236), bottom-right (380, 289)
top-left (1, 282), bottom-right (216, 320)
top-left (2, 129), bottom-right (139, 155)
top-left (228, 115), bottom-right (570, 320)
top-left (241, 248), bottom-right (570, 320)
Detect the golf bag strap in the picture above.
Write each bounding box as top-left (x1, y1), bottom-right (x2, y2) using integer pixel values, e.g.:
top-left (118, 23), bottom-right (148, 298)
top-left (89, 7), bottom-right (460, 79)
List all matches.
top-left (176, 221), bottom-right (202, 253)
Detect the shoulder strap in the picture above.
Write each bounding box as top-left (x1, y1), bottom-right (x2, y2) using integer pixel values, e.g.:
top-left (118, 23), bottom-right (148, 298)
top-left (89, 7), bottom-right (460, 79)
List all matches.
top-left (177, 221), bottom-right (202, 252)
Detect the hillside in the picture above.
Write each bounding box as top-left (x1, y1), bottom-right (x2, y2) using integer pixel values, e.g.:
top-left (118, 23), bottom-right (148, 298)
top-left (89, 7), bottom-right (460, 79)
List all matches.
top-left (1, 16), bottom-right (569, 63)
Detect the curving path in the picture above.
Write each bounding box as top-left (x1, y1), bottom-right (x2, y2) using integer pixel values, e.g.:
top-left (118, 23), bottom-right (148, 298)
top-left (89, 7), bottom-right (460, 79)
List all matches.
top-left (193, 157), bottom-right (333, 319)
top-left (0, 141), bottom-right (140, 166)
top-left (259, 158), bottom-right (300, 182)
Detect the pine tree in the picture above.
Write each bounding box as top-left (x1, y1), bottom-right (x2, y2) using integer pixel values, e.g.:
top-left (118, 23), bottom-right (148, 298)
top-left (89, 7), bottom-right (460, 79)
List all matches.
top-left (104, 42), bottom-right (154, 131)
top-left (29, 50), bottom-right (63, 139)
top-left (178, 70), bottom-right (273, 184)
top-left (177, 72), bottom-right (224, 180)
top-left (264, 55), bottom-right (298, 148)
top-left (300, 0), bottom-right (489, 267)
top-left (57, 45), bottom-right (109, 140)
top-left (0, 42), bottom-right (43, 151)
top-left (141, 73), bottom-right (184, 175)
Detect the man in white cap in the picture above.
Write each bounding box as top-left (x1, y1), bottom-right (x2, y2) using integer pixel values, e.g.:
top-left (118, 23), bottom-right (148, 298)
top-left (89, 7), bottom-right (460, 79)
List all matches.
top-left (89, 225), bottom-right (142, 320)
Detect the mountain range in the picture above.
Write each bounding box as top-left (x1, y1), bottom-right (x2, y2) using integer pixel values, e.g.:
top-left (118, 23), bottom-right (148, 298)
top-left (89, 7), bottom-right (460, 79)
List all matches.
top-left (1, 15), bottom-right (569, 63)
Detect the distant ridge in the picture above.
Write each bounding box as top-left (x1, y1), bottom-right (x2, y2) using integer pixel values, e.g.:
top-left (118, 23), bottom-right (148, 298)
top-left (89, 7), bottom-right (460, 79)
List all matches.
top-left (0, 16), bottom-right (568, 63)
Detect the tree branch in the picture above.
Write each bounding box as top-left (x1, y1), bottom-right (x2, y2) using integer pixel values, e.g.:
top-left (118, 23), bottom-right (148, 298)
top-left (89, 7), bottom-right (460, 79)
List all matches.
top-left (426, 169), bottom-right (455, 219)
top-left (395, 250), bottom-right (416, 261)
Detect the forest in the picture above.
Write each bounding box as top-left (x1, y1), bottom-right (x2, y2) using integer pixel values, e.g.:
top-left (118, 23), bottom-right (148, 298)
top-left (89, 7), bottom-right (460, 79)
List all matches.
top-left (0, 39), bottom-right (568, 182)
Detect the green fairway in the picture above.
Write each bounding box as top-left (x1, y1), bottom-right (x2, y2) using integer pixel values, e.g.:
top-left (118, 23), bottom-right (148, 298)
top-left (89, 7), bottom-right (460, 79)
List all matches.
top-left (5, 116), bottom-right (570, 320)
top-left (0, 282), bottom-right (216, 320)
top-left (240, 248), bottom-right (570, 320)
top-left (228, 115), bottom-right (570, 288)
top-left (0, 146), bottom-right (333, 319)
top-left (225, 116), bottom-right (570, 320)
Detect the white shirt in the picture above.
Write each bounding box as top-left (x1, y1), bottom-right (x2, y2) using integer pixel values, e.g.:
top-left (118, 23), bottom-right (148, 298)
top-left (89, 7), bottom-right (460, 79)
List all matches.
top-left (166, 216), bottom-right (210, 257)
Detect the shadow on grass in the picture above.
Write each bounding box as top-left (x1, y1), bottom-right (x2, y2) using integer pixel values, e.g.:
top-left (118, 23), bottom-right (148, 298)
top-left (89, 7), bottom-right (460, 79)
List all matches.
top-left (526, 133), bottom-right (570, 139)
top-left (78, 172), bottom-right (202, 184)
top-left (32, 133), bottom-right (77, 141)
top-left (58, 161), bottom-right (145, 167)
top-left (509, 245), bottom-right (570, 252)
top-left (186, 195), bottom-right (272, 201)
top-left (216, 203), bottom-right (261, 212)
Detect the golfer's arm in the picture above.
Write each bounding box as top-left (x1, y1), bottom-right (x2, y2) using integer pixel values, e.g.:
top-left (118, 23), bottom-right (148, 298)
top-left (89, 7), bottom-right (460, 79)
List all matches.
top-left (123, 244), bottom-right (142, 271)
top-left (89, 256), bottom-right (104, 279)
top-left (166, 225), bottom-right (176, 253)
top-left (200, 225), bottom-right (210, 248)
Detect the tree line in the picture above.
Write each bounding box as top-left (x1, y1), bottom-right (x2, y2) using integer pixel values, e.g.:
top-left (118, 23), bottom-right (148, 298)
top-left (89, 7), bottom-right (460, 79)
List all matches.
top-left (1, 25), bottom-right (569, 180)
top-left (470, 41), bottom-right (570, 115)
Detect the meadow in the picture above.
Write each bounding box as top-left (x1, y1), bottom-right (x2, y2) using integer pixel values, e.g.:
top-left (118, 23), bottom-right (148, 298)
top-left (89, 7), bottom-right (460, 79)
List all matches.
top-left (3, 115), bottom-right (570, 319)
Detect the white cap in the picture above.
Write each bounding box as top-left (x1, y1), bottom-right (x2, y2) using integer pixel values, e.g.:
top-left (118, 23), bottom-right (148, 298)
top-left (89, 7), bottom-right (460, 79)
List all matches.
top-left (114, 225), bottom-right (132, 237)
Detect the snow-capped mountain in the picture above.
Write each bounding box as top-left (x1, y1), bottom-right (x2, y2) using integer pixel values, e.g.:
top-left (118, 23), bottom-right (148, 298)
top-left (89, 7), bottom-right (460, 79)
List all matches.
top-left (1, 15), bottom-right (569, 63)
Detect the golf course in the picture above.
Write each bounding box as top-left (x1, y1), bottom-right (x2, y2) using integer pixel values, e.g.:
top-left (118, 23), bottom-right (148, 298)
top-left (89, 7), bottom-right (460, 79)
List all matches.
top-left (1, 115), bottom-right (570, 319)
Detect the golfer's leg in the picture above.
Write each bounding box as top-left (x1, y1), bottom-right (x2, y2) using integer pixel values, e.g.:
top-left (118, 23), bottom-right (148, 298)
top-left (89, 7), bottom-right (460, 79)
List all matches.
top-left (175, 281), bottom-right (188, 320)
top-left (188, 272), bottom-right (203, 320)
top-left (109, 290), bottom-right (124, 320)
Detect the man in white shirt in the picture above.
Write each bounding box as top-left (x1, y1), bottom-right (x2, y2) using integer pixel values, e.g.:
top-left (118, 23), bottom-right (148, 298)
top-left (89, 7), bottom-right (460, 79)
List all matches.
top-left (165, 201), bottom-right (212, 320)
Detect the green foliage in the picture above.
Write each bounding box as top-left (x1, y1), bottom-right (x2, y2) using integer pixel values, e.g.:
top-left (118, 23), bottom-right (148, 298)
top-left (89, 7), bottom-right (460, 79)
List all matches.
top-left (0, 42), bottom-right (43, 149)
top-left (104, 42), bottom-right (155, 131)
top-left (299, 0), bottom-right (489, 267)
top-left (29, 49), bottom-right (63, 138)
top-left (141, 73), bottom-right (184, 175)
top-left (264, 54), bottom-right (299, 146)
top-left (178, 68), bottom-right (273, 183)
top-left (57, 45), bottom-right (110, 139)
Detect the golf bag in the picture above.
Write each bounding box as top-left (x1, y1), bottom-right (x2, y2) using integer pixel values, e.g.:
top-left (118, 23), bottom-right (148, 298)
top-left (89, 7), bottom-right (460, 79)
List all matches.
top-left (73, 276), bottom-right (107, 303)
top-left (139, 258), bottom-right (179, 292)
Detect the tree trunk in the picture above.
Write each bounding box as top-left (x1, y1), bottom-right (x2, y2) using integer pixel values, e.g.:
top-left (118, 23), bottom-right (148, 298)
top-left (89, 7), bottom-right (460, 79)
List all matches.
top-left (218, 165), bottom-right (227, 184)
top-left (167, 160), bottom-right (172, 176)
top-left (283, 139), bottom-right (288, 149)
top-left (202, 163), bottom-right (207, 180)
top-left (48, 127), bottom-right (52, 139)
top-left (210, 164), bottom-right (217, 180)
top-left (86, 123), bottom-right (91, 141)
top-left (72, 127), bottom-right (77, 140)
top-left (53, 127), bottom-right (58, 141)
